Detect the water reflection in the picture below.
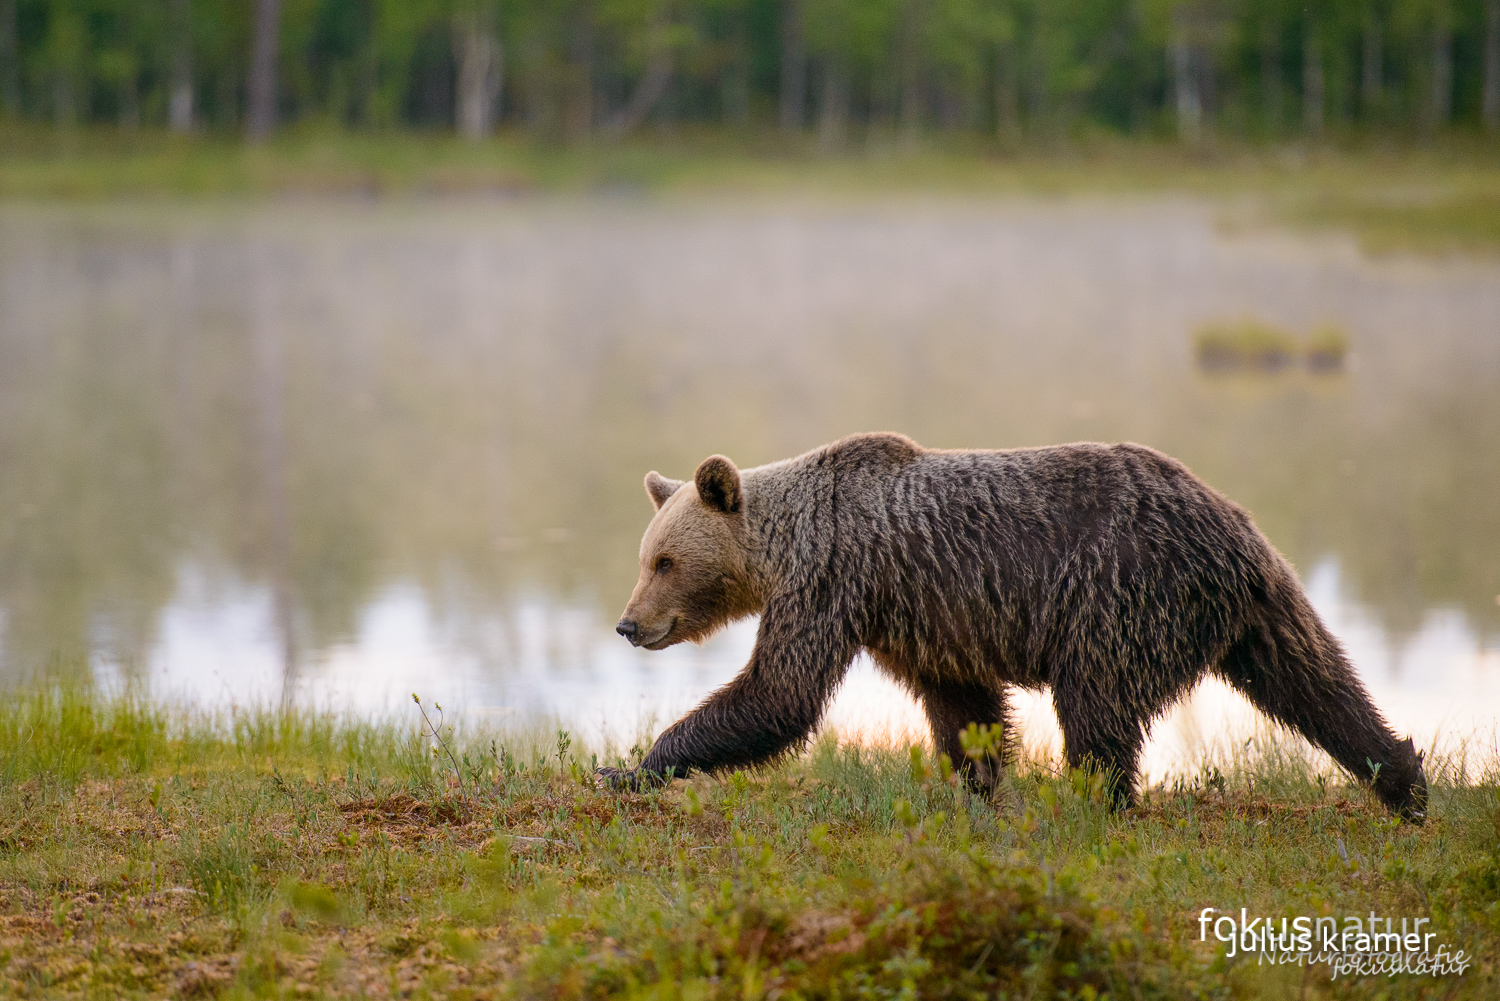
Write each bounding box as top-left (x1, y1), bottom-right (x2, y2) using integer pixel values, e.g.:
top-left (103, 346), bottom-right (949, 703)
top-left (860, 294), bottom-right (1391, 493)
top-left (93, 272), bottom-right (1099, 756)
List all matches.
top-left (1, 199), bottom-right (1497, 772)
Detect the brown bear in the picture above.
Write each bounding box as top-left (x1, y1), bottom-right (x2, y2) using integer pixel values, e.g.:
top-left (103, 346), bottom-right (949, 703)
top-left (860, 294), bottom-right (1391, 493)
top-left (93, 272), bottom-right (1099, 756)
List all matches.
top-left (599, 432), bottom-right (1427, 821)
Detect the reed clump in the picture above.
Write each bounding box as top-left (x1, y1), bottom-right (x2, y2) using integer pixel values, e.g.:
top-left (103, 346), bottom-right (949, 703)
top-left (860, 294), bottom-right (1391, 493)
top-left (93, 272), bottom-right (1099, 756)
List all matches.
top-left (1195, 319), bottom-right (1350, 375)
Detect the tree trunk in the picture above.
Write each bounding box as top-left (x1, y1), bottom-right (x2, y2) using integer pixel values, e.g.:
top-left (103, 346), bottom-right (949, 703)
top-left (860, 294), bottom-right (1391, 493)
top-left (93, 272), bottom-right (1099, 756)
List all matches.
top-left (213, 63), bottom-right (237, 128)
top-left (936, 85), bottom-right (965, 130)
top-left (169, 72), bottom-right (194, 132)
top-left (169, 0), bottom-right (193, 131)
top-left (1025, 29), bottom-right (1047, 124)
top-left (898, 0), bottom-right (926, 146)
top-left (0, 0), bottom-right (18, 118)
top-left (603, 13), bottom-right (672, 139)
top-left (1361, 15), bottom-right (1381, 122)
top-left (119, 71), bottom-right (140, 129)
top-left (994, 39), bottom-right (1018, 140)
top-left (1431, 2), bottom-right (1452, 129)
top-left (1303, 19), bottom-right (1323, 137)
top-left (247, 0), bottom-right (283, 142)
top-left (52, 77), bottom-right (73, 127)
top-left (603, 53), bottom-right (670, 137)
top-left (566, 2), bottom-right (593, 138)
top-left (454, 7), bottom-right (502, 140)
top-left (50, 10), bottom-right (83, 127)
top-left (521, 31), bottom-right (550, 132)
top-left (722, 17), bottom-right (749, 124)
top-left (779, 0), bottom-right (806, 131)
top-left (1172, 27), bottom-right (1200, 142)
top-left (1485, 0), bottom-right (1500, 131)
top-left (1260, 17), bottom-right (1279, 133)
top-left (817, 58), bottom-right (849, 152)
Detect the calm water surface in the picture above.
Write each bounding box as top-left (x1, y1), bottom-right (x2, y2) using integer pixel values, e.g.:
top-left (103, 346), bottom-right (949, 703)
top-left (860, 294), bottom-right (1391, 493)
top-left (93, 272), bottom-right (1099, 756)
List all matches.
top-left (1, 198), bottom-right (1497, 778)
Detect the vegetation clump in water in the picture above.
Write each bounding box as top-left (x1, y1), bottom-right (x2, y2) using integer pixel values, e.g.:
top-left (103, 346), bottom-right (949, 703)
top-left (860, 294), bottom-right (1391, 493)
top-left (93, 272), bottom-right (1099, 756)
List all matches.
top-left (1303, 324), bottom-right (1352, 373)
top-left (1195, 320), bottom-right (1349, 375)
top-left (0, 681), bottom-right (1496, 998)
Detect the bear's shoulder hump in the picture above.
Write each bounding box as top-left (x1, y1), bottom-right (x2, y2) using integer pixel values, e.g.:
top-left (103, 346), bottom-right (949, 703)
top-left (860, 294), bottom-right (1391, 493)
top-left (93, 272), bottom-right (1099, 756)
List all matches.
top-left (822, 432), bottom-right (924, 469)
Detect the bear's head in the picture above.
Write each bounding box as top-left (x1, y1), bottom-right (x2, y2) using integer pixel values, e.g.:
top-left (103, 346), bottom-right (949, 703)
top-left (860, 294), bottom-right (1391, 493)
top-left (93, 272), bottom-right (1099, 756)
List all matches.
top-left (616, 454), bottom-right (759, 649)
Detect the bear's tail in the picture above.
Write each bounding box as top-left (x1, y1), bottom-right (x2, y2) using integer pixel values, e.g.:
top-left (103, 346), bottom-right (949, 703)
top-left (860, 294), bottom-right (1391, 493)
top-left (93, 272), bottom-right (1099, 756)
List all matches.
top-left (1212, 576), bottom-right (1427, 822)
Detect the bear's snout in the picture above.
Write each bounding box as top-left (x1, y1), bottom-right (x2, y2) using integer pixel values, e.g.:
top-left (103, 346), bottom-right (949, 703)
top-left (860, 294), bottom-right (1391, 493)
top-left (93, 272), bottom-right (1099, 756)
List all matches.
top-left (616, 613), bottom-right (676, 649)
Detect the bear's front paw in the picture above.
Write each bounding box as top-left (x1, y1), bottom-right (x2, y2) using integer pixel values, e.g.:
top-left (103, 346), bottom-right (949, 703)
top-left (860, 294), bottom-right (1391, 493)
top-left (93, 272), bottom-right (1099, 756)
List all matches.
top-left (595, 766), bottom-right (676, 791)
top-left (594, 766), bottom-right (640, 791)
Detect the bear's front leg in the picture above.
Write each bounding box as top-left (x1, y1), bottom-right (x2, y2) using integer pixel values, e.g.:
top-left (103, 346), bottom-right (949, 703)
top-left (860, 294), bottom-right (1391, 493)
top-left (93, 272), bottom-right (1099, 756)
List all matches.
top-left (597, 596), bottom-right (855, 787)
top-left (916, 677), bottom-right (1015, 793)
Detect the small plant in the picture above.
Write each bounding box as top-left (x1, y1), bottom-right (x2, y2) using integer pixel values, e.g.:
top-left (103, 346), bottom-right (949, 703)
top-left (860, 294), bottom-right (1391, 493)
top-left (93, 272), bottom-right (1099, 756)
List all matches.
top-left (958, 722), bottom-right (1005, 790)
top-left (555, 728), bottom-right (572, 776)
top-left (411, 693), bottom-right (470, 822)
top-left (908, 743), bottom-right (931, 785)
top-left (183, 822), bottom-right (256, 914)
top-left (288, 881), bottom-right (347, 924)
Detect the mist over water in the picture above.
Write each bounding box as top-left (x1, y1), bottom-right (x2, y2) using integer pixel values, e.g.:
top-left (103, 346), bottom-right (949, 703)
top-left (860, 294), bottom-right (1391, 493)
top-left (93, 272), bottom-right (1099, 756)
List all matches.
top-left (2, 199), bottom-right (1497, 778)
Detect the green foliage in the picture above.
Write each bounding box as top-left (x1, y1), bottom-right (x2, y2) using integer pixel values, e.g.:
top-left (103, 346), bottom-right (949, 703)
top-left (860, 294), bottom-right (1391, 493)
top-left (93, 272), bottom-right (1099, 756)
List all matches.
top-left (1, 0), bottom-right (1498, 138)
top-left (513, 844), bottom-right (1161, 1000)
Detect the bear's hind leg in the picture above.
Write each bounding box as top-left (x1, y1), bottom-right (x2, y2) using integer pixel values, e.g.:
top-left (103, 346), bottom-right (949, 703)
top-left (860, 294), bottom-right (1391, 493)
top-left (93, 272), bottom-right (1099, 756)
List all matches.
top-left (1215, 619), bottom-right (1427, 821)
top-left (918, 678), bottom-right (1014, 793)
top-left (1051, 680), bottom-right (1148, 809)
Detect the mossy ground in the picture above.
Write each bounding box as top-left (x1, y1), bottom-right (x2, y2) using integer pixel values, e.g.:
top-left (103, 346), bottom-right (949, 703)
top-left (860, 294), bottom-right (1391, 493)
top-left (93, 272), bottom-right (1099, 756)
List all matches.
top-left (3, 125), bottom-right (1500, 255)
top-left (1, 684), bottom-right (1496, 999)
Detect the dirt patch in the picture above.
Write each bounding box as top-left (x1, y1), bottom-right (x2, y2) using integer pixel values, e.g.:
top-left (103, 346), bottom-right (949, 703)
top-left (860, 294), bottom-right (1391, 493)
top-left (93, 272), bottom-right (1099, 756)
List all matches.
top-left (777, 911), bottom-right (867, 963)
top-left (175, 958), bottom-right (236, 997)
top-left (339, 794), bottom-right (468, 827)
top-left (495, 792), bottom-right (668, 830)
top-left (1130, 793), bottom-right (1372, 824)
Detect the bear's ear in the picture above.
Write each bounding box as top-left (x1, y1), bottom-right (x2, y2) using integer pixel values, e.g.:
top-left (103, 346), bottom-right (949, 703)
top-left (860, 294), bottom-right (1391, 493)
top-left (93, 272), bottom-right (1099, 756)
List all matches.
top-left (694, 455), bottom-right (742, 514)
top-left (644, 471), bottom-right (684, 511)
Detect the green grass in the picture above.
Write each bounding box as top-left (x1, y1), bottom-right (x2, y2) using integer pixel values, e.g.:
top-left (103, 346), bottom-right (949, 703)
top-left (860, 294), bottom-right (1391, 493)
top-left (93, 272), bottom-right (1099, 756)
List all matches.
top-left (0, 681), bottom-right (1497, 999)
top-left (4, 124), bottom-right (1500, 255)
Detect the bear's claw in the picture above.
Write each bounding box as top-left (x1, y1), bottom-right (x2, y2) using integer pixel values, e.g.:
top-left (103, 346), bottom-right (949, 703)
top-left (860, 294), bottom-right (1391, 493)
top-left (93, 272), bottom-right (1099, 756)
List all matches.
top-left (595, 766), bottom-right (673, 791)
top-left (591, 768), bottom-right (627, 792)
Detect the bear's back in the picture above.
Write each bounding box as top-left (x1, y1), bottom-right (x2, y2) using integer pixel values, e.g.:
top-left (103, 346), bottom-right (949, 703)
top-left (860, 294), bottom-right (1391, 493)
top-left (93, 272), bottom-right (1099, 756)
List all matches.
top-left (839, 437), bottom-right (1268, 594)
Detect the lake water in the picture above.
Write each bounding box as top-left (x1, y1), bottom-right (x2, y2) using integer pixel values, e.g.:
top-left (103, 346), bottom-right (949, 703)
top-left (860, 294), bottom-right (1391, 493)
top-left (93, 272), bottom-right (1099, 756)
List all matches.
top-left (1, 197), bottom-right (1497, 780)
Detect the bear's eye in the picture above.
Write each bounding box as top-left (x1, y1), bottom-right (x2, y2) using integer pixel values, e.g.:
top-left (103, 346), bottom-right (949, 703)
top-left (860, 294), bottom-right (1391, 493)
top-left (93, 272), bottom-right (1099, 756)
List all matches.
top-left (655, 556), bottom-right (673, 574)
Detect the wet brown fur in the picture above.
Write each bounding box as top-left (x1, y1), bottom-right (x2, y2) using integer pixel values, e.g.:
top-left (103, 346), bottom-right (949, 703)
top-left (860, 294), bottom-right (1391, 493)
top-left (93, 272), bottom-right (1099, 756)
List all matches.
top-left (604, 433), bottom-right (1428, 821)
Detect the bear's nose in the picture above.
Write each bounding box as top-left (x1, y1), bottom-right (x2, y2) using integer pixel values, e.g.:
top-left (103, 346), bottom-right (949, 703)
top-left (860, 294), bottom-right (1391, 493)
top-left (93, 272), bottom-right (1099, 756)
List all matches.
top-left (616, 619), bottom-right (638, 640)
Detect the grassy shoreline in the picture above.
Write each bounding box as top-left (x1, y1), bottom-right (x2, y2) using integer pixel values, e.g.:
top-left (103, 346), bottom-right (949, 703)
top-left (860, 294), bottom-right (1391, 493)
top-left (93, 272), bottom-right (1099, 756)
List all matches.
top-left (1, 684), bottom-right (1496, 999)
top-left (3, 126), bottom-right (1500, 255)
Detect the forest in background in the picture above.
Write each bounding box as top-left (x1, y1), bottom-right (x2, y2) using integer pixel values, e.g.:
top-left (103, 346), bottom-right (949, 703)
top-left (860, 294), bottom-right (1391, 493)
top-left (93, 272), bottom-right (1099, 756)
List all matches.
top-left (0, 1), bottom-right (1498, 147)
